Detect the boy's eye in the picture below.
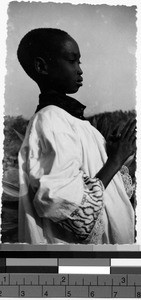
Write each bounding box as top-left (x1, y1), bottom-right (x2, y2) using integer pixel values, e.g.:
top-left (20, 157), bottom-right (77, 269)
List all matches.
top-left (69, 59), bottom-right (81, 64)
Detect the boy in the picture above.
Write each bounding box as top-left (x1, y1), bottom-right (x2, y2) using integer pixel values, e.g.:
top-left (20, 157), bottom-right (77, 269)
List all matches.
top-left (17, 28), bottom-right (135, 244)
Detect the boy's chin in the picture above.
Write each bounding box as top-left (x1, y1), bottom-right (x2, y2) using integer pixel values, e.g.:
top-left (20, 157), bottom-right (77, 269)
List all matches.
top-left (66, 86), bottom-right (80, 94)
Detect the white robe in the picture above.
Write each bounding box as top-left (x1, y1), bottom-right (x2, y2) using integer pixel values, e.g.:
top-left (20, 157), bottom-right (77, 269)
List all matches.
top-left (18, 105), bottom-right (134, 244)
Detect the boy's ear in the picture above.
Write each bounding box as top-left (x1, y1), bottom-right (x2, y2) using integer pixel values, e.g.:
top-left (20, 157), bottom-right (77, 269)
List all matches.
top-left (34, 57), bottom-right (48, 75)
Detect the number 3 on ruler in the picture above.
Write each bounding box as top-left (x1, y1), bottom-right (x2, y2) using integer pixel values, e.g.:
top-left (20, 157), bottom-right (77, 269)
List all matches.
top-left (20, 291), bottom-right (25, 297)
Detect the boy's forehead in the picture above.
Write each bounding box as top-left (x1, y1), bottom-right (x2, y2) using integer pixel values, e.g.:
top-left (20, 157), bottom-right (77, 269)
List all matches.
top-left (60, 38), bottom-right (81, 57)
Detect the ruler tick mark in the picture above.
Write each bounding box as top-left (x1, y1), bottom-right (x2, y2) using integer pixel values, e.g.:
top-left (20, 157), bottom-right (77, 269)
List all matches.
top-left (65, 285), bottom-right (66, 297)
top-left (3, 272), bottom-right (140, 297)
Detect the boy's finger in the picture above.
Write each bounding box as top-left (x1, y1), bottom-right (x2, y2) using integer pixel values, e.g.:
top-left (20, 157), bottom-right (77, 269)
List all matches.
top-left (121, 119), bottom-right (136, 140)
top-left (129, 132), bottom-right (136, 143)
top-left (112, 125), bottom-right (120, 135)
top-left (125, 121), bottom-right (136, 139)
top-left (118, 119), bottom-right (131, 137)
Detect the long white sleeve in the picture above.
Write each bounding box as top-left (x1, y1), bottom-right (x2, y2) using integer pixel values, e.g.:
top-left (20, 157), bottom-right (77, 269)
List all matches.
top-left (25, 108), bottom-right (104, 242)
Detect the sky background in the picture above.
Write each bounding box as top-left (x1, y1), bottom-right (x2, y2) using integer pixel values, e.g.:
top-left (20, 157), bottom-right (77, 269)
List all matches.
top-left (5, 2), bottom-right (137, 118)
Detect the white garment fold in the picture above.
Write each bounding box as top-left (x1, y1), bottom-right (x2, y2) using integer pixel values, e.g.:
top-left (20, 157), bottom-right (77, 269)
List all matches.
top-left (18, 105), bottom-right (134, 244)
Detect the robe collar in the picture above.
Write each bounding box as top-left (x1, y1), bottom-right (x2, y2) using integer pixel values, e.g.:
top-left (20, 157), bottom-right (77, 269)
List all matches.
top-left (35, 91), bottom-right (86, 120)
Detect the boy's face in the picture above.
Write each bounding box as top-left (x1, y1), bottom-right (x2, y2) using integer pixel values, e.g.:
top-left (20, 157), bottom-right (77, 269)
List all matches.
top-left (47, 37), bottom-right (83, 94)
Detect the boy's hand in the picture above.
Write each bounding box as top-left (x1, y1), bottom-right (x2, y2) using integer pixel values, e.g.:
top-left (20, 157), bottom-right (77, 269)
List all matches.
top-left (106, 119), bottom-right (136, 169)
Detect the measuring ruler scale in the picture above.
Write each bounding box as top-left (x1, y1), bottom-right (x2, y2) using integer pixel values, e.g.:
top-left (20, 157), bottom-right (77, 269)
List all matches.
top-left (0, 257), bottom-right (141, 297)
top-left (1, 273), bottom-right (141, 298)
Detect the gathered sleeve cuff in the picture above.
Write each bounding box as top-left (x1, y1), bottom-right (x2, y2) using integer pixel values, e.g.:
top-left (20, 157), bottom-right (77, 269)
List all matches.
top-left (57, 174), bottom-right (105, 243)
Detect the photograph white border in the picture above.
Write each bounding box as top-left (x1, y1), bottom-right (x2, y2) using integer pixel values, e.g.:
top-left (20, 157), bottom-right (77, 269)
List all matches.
top-left (0, 0), bottom-right (141, 248)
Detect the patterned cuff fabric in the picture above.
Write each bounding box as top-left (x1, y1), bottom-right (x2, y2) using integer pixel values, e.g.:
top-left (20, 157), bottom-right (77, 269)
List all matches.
top-left (82, 173), bottom-right (104, 216)
top-left (80, 173), bottom-right (105, 244)
top-left (57, 173), bottom-right (105, 244)
top-left (83, 173), bottom-right (105, 193)
top-left (120, 165), bottom-right (134, 200)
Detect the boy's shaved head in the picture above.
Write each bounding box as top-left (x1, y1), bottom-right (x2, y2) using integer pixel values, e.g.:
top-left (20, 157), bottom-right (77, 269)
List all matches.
top-left (17, 28), bottom-right (71, 81)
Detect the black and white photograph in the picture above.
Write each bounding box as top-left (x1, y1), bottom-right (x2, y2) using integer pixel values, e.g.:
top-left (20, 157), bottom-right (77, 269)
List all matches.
top-left (2, 0), bottom-right (137, 245)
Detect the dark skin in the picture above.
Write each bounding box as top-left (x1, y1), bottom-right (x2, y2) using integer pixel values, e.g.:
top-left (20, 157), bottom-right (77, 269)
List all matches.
top-left (97, 118), bottom-right (136, 188)
top-left (35, 37), bottom-right (83, 94)
top-left (34, 37), bottom-right (136, 189)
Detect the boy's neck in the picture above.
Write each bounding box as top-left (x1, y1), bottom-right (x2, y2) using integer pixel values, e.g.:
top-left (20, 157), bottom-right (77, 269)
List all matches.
top-left (39, 85), bottom-right (66, 96)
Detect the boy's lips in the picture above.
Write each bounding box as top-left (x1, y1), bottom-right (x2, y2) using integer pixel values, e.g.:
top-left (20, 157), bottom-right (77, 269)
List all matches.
top-left (76, 77), bottom-right (83, 86)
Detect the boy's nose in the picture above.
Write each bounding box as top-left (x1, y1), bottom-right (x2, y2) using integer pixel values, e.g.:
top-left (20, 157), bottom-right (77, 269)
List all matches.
top-left (77, 65), bottom-right (83, 75)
